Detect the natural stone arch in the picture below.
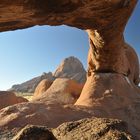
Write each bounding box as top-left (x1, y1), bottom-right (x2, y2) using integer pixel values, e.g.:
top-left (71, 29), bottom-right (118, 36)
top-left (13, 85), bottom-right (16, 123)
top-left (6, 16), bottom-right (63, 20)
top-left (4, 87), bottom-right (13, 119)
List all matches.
top-left (0, 0), bottom-right (139, 107)
top-left (0, 0), bottom-right (140, 139)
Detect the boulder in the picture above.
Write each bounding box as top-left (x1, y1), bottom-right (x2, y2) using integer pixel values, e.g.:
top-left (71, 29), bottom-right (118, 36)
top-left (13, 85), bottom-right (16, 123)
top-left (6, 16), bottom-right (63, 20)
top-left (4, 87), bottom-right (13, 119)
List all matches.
top-left (12, 125), bottom-right (56, 140)
top-left (53, 56), bottom-right (86, 83)
top-left (0, 91), bottom-right (28, 110)
top-left (33, 79), bottom-right (53, 99)
top-left (0, 102), bottom-right (92, 140)
top-left (0, 99), bottom-right (139, 139)
top-left (75, 73), bottom-right (140, 107)
top-left (35, 78), bottom-right (84, 104)
top-left (53, 118), bottom-right (134, 140)
top-left (11, 118), bottom-right (134, 140)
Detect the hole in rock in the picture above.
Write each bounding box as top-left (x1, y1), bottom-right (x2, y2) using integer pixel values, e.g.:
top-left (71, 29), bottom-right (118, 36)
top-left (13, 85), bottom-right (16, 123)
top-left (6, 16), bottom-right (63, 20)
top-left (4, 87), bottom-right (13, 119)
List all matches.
top-left (0, 25), bottom-right (89, 93)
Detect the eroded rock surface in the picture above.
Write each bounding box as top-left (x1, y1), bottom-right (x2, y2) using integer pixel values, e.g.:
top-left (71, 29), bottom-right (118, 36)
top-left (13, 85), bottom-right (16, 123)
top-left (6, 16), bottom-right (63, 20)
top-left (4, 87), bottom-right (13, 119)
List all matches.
top-left (0, 0), bottom-right (137, 31)
top-left (12, 118), bottom-right (135, 140)
top-left (53, 118), bottom-right (134, 140)
top-left (0, 102), bottom-right (92, 139)
top-left (12, 125), bottom-right (55, 140)
top-left (0, 98), bottom-right (140, 139)
top-left (0, 0), bottom-right (140, 139)
top-left (124, 43), bottom-right (140, 85)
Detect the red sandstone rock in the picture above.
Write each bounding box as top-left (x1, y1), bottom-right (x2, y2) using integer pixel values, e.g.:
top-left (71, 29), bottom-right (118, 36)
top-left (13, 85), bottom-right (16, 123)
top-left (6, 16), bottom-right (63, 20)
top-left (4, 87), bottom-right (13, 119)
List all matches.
top-left (0, 91), bottom-right (28, 110)
top-left (124, 43), bottom-right (140, 85)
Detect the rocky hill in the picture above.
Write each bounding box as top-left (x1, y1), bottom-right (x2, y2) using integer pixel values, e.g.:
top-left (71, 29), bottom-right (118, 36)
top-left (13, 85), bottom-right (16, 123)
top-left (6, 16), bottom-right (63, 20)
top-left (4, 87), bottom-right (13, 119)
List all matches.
top-left (54, 56), bottom-right (86, 83)
top-left (9, 57), bottom-right (86, 93)
top-left (9, 72), bottom-right (55, 93)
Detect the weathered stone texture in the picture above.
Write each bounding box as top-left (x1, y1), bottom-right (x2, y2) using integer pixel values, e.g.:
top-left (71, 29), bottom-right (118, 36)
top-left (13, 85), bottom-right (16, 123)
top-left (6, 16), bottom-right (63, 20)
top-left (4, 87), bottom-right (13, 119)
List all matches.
top-left (0, 0), bottom-right (140, 139)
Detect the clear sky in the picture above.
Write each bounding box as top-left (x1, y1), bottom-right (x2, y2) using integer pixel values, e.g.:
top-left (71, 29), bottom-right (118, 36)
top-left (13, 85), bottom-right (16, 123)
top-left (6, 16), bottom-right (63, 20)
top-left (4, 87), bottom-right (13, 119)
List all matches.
top-left (0, 1), bottom-right (140, 90)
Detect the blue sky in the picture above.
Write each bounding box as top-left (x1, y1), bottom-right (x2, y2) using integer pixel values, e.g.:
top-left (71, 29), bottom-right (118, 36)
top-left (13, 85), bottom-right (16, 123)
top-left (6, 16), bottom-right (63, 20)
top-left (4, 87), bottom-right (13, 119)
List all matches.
top-left (0, 2), bottom-right (140, 90)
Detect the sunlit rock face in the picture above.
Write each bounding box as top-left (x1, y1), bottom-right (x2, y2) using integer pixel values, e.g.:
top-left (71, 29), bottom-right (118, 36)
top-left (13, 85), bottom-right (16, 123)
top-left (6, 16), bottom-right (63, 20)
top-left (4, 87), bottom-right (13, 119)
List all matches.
top-left (53, 56), bottom-right (86, 83)
top-left (0, 0), bottom-right (140, 139)
top-left (33, 79), bottom-right (53, 99)
top-left (34, 78), bottom-right (84, 104)
top-left (10, 57), bottom-right (86, 93)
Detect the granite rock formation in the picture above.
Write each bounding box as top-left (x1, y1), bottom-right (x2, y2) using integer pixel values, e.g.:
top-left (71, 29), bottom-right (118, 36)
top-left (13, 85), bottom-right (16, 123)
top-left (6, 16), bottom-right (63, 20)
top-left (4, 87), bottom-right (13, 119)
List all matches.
top-left (0, 102), bottom-right (92, 140)
top-left (12, 125), bottom-right (56, 140)
top-left (10, 57), bottom-right (86, 93)
top-left (34, 78), bottom-right (84, 104)
top-left (0, 91), bottom-right (28, 110)
top-left (11, 118), bottom-right (134, 140)
top-left (0, 0), bottom-right (140, 139)
top-left (53, 56), bottom-right (86, 83)
top-left (53, 118), bottom-right (134, 140)
top-left (33, 79), bottom-right (53, 99)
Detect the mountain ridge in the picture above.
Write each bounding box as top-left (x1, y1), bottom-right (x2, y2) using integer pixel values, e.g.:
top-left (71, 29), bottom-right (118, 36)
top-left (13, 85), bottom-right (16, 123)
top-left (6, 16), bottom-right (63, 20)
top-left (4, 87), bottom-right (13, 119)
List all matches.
top-left (9, 56), bottom-right (86, 93)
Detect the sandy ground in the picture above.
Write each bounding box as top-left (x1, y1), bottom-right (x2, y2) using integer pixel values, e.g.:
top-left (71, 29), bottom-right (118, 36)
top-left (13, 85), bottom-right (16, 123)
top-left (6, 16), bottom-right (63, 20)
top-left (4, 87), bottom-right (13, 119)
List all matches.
top-left (15, 92), bottom-right (33, 101)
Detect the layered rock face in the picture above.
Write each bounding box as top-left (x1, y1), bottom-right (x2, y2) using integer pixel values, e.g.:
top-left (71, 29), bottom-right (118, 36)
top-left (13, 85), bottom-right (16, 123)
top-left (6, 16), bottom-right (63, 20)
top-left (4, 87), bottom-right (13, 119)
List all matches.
top-left (0, 0), bottom-right (140, 139)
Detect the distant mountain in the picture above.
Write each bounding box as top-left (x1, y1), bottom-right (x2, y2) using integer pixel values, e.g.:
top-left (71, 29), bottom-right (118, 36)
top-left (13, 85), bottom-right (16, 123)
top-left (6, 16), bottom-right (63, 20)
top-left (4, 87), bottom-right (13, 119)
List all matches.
top-left (54, 56), bottom-right (86, 83)
top-left (9, 56), bottom-right (87, 93)
top-left (10, 72), bottom-right (55, 93)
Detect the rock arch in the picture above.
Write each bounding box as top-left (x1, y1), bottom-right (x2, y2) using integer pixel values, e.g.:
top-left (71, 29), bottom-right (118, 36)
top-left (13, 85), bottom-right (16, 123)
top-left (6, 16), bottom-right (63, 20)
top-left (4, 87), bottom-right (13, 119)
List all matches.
top-left (0, 1), bottom-right (140, 138)
top-left (0, 0), bottom-right (139, 105)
